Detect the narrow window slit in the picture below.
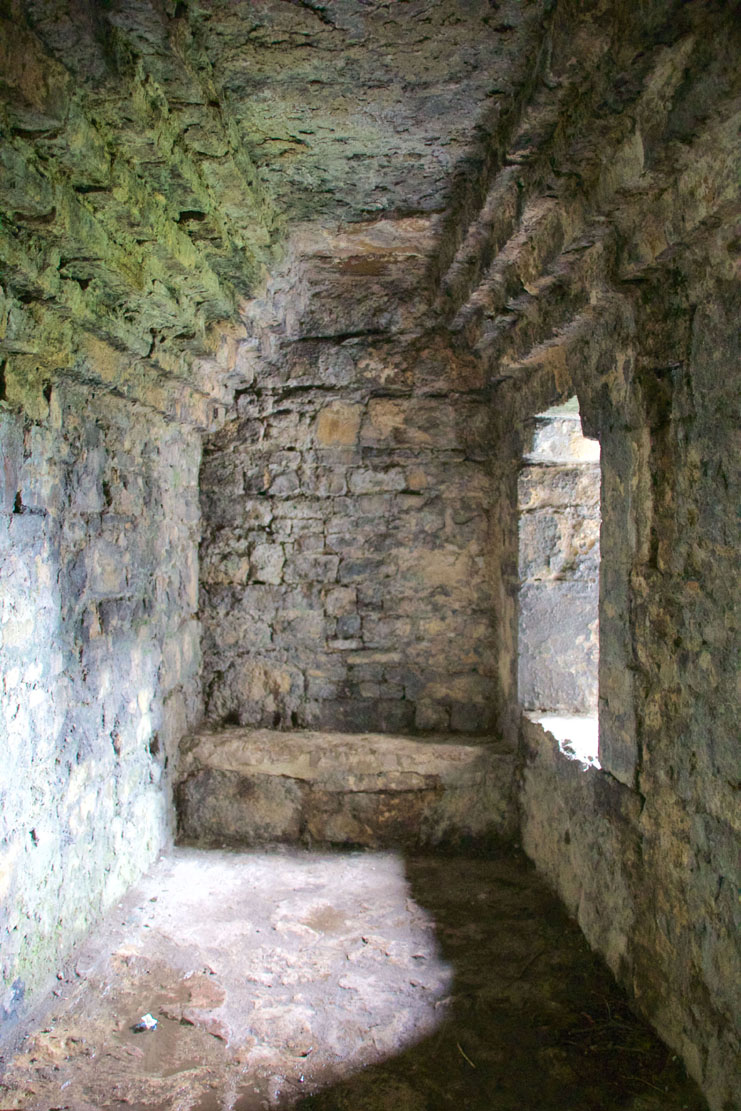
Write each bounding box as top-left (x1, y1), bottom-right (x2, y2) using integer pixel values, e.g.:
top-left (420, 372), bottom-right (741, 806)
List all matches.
top-left (518, 397), bottom-right (600, 767)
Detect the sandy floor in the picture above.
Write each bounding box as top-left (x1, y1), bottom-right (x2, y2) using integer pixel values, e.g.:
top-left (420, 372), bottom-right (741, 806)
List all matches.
top-left (0, 846), bottom-right (705, 1111)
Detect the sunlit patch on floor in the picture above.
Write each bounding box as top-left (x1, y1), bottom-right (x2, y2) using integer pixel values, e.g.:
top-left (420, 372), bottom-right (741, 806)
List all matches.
top-left (0, 847), bottom-right (704, 1111)
top-left (0, 848), bottom-right (452, 1111)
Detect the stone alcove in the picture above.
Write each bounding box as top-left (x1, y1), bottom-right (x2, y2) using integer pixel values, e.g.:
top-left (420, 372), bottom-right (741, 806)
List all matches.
top-left (198, 229), bottom-right (500, 739)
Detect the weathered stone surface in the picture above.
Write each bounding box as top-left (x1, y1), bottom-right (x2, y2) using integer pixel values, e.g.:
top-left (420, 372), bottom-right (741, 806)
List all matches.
top-left (191, 1), bottom-right (546, 225)
top-left (427, 5), bottom-right (740, 1105)
top-left (0, 0), bottom-right (548, 419)
top-left (200, 312), bottom-right (498, 733)
top-left (177, 728), bottom-right (517, 848)
top-left (518, 581), bottom-right (599, 713)
top-left (0, 380), bottom-right (201, 1026)
top-left (520, 719), bottom-right (642, 977)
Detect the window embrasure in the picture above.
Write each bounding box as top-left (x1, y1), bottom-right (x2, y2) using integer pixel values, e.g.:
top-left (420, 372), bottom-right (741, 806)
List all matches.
top-left (518, 398), bottom-right (600, 767)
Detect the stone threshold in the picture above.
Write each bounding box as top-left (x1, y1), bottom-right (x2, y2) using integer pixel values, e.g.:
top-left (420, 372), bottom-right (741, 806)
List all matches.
top-left (176, 728), bottom-right (517, 850)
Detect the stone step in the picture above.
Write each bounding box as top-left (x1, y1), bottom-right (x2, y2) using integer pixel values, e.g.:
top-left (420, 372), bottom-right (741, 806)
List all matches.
top-left (176, 728), bottom-right (517, 849)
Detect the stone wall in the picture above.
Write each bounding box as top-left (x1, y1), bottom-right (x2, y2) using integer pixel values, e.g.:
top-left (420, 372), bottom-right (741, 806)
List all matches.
top-left (625, 272), bottom-right (739, 1111)
top-left (201, 331), bottom-right (498, 734)
top-left (514, 232), bottom-right (740, 1111)
top-left (0, 378), bottom-right (201, 1027)
top-left (429, 4), bottom-right (741, 1103)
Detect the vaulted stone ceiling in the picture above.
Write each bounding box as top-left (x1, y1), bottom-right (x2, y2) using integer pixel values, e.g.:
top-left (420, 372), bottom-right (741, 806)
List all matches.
top-left (191, 0), bottom-right (548, 223)
top-left (0, 0), bottom-right (739, 423)
top-left (0, 0), bottom-right (545, 398)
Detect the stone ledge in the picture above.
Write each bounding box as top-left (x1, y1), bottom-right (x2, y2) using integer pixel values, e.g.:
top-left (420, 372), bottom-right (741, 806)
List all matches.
top-left (176, 728), bottom-right (517, 849)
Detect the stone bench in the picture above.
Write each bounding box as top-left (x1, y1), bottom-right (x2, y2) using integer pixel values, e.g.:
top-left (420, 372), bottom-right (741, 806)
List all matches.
top-left (176, 728), bottom-right (517, 849)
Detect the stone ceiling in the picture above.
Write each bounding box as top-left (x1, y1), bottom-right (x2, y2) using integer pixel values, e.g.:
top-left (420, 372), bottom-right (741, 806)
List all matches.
top-left (0, 0), bottom-right (739, 427)
top-left (0, 1), bottom-right (545, 371)
top-left (188, 0), bottom-right (546, 224)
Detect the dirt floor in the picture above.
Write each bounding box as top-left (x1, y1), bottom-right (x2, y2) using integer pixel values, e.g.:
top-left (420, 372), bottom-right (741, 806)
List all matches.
top-left (0, 845), bottom-right (706, 1111)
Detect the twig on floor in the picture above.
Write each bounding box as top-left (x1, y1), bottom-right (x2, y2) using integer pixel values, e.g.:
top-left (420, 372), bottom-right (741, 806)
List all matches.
top-left (457, 1042), bottom-right (476, 1069)
top-left (624, 1074), bottom-right (666, 1093)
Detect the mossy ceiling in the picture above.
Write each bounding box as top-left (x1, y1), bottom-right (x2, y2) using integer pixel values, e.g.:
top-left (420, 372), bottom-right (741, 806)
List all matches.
top-left (0, 0), bottom-right (547, 391)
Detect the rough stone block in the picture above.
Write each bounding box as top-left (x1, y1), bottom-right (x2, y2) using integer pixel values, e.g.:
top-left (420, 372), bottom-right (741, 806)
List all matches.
top-left (317, 698), bottom-right (416, 733)
top-left (305, 673), bottom-right (339, 700)
top-left (315, 401), bottom-right (363, 446)
top-left (88, 538), bottom-right (129, 598)
top-left (250, 543), bottom-right (285, 585)
top-left (299, 467), bottom-right (347, 497)
top-left (337, 555), bottom-right (389, 583)
top-left (275, 612), bottom-right (325, 643)
top-left (293, 532), bottom-right (326, 554)
top-left (268, 471), bottom-right (301, 497)
top-left (178, 767), bottom-right (304, 844)
top-left (324, 586), bottom-right (356, 617)
top-left (177, 728), bottom-right (517, 848)
top-left (415, 701), bottom-right (451, 731)
top-left (347, 467), bottom-right (406, 494)
top-left (518, 463), bottom-right (600, 513)
top-left (519, 507), bottom-right (599, 581)
top-left (283, 553), bottom-right (339, 584)
top-left (450, 701), bottom-right (495, 734)
top-left (336, 613), bottom-right (361, 637)
top-left (265, 410), bottom-right (308, 447)
top-left (361, 615), bottom-right (413, 647)
top-left (395, 548), bottom-right (480, 597)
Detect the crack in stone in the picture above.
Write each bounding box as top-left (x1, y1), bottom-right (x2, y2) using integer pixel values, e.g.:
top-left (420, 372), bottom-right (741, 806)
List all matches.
top-left (282, 0), bottom-right (337, 29)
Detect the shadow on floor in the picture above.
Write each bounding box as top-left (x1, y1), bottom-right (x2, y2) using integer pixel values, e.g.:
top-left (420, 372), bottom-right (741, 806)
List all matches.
top-left (0, 845), bottom-right (707, 1111)
top-left (286, 847), bottom-right (705, 1111)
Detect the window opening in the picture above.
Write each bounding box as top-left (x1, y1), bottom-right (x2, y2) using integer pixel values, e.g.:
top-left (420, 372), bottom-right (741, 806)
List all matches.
top-left (518, 398), bottom-right (600, 767)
